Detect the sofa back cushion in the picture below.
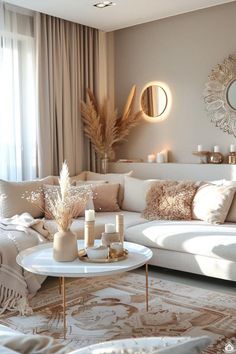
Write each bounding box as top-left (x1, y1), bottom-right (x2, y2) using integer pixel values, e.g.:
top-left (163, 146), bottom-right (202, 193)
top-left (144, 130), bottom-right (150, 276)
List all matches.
top-left (192, 183), bottom-right (236, 224)
top-left (0, 176), bottom-right (54, 218)
top-left (122, 176), bottom-right (161, 212)
top-left (142, 181), bottom-right (198, 221)
top-left (52, 171), bottom-right (87, 186)
top-left (86, 171), bottom-right (132, 206)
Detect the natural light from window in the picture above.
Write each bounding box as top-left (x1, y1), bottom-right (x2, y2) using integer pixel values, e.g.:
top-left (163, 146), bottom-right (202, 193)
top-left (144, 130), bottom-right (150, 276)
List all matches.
top-left (0, 5), bottom-right (36, 181)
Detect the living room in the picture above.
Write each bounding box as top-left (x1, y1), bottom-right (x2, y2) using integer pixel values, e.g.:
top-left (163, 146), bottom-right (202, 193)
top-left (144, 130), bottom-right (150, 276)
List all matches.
top-left (0, 0), bottom-right (236, 353)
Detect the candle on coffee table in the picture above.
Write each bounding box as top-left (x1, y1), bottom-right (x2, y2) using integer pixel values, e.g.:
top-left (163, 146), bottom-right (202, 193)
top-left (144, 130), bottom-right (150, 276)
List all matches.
top-left (105, 223), bottom-right (116, 233)
top-left (85, 209), bottom-right (95, 221)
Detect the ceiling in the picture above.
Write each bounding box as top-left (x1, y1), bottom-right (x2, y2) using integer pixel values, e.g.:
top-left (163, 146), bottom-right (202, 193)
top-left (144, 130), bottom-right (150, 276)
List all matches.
top-left (5, 0), bottom-right (235, 32)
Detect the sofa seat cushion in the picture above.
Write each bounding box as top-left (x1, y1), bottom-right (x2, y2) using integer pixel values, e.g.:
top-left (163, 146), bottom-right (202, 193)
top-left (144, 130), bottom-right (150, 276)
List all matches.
top-left (44, 211), bottom-right (148, 239)
top-left (125, 220), bottom-right (236, 262)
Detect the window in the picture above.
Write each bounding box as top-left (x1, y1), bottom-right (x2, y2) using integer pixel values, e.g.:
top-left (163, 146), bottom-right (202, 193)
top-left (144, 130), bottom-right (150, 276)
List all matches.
top-left (0, 3), bottom-right (36, 181)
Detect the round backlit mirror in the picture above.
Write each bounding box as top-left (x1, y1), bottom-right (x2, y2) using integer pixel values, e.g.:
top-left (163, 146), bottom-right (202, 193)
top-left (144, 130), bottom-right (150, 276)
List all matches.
top-left (141, 84), bottom-right (167, 118)
top-left (227, 80), bottom-right (236, 110)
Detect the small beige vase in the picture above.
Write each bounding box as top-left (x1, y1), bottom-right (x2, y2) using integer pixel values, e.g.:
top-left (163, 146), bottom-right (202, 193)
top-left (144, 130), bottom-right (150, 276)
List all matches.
top-left (53, 230), bottom-right (78, 262)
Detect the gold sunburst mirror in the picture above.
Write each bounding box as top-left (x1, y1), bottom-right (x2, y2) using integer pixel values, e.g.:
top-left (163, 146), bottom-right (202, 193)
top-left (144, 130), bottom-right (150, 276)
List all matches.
top-left (203, 54), bottom-right (236, 136)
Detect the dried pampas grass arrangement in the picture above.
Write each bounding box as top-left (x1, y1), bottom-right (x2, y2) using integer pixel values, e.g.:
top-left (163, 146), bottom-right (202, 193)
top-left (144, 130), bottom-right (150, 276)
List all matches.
top-left (81, 85), bottom-right (142, 160)
top-left (23, 162), bottom-right (91, 231)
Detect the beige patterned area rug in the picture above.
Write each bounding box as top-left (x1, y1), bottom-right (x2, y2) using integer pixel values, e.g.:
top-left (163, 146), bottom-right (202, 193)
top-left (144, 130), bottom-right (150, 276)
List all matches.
top-left (0, 273), bottom-right (235, 354)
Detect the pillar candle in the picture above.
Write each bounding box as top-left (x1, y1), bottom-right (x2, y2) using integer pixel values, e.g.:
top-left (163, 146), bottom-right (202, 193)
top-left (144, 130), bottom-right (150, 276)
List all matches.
top-left (156, 153), bottom-right (165, 163)
top-left (214, 145), bottom-right (220, 153)
top-left (230, 144), bottom-right (236, 152)
top-left (160, 149), bottom-right (168, 162)
top-left (147, 154), bottom-right (156, 163)
top-left (105, 223), bottom-right (116, 233)
top-left (197, 145), bottom-right (203, 152)
top-left (116, 214), bottom-right (124, 243)
top-left (85, 209), bottom-right (95, 221)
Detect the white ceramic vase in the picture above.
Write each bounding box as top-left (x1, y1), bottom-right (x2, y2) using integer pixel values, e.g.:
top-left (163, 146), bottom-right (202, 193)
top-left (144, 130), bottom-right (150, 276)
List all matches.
top-left (53, 230), bottom-right (78, 262)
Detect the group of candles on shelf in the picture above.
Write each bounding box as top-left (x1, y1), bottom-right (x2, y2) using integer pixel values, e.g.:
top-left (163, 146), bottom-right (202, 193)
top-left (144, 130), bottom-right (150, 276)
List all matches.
top-left (196, 144), bottom-right (236, 164)
top-left (147, 149), bottom-right (168, 164)
top-left (84, 209), bottom-right (124, 259)
top-left (197, 144), bottom-right (236, 153)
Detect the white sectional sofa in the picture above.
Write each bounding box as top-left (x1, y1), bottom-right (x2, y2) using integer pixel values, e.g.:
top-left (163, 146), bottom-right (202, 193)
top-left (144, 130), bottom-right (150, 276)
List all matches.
top-left (44, 210), bottom-right (236, 282)
top-left (1, 170), bottom-right (236, 285)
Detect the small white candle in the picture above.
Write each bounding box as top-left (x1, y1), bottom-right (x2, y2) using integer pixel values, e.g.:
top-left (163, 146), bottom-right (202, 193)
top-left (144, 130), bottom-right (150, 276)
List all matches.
top-left (160, 149), bottom-right (168, 162)
top-left (156, 152), bottom-right (165, 163)
top-left (230, 144), bottom-right (236, 152)
top-left (105, 223), bottom-right (116, 233)
top-left (147, 153), bottom-right (155, 163)
top-left (85, 209), bottom-right (95, 221)
top-left (214, 145), bottom-right (220, 153)
top-left (197, 145), bottom-right (203, 152)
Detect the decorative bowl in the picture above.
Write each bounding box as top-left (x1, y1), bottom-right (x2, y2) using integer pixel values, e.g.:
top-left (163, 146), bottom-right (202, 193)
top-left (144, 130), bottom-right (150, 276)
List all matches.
top-left (86, 245), bottom-right (109, 259)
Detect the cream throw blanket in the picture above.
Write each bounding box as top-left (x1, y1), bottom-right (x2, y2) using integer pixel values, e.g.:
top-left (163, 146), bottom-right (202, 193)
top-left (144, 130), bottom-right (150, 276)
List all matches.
top-left (0, 213), bottom-right (49, 315)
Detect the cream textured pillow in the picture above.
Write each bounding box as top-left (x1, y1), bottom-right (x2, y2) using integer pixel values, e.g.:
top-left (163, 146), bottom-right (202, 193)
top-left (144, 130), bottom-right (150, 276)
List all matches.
top-left (0, 176), bottom-right (54, 218)
top-left (122, 176), bottom-right (161, 212)
top-left (142, 181), bottom-right (198, 221)
top-left (86, 171), bottom-right (133, 206)
top-left (92, 183), bottom-right (120, 212)
top-left (43, 184), bottom-right (90, 219)
top-left (192, 183), bottom-right (236, 224)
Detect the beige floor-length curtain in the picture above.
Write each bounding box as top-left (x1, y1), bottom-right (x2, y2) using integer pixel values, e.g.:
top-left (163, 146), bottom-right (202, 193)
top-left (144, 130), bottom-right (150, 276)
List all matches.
top-left (35, 13), bottom-right (100, 177)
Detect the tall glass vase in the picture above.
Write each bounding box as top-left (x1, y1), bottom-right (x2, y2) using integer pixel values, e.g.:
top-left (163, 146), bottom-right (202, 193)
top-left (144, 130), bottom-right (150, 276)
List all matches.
top-left (101, 153), bottom-right (109, 174)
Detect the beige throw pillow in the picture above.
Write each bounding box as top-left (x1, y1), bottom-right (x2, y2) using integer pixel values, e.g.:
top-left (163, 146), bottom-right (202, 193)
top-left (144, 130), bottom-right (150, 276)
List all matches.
top-left (122, 176), bottom-right (161, 212)
top-left (76, 180), bottom-right (108, 211)
top-left (142, 181), bottom-right (198, 221)
top-left (0, 176), bottom-right (54, 218)
top-left (43, 184), bottom-right (90, 219)
top-left (86, 171), bottom-right (133, 206)
top-left (192, 183), bottom-right (236, 224)
top-left (92, 183), bottom-right (120, 212)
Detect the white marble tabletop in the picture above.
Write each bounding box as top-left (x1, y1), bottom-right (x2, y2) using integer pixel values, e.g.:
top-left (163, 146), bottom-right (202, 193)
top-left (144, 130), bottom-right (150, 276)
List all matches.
top-left (16, 241), bottom-right (153, 278)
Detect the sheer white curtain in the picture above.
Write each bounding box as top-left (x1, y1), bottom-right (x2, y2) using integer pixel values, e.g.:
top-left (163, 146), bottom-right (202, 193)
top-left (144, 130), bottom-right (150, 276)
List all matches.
top-left (0, 2), bottom-right (36, 181)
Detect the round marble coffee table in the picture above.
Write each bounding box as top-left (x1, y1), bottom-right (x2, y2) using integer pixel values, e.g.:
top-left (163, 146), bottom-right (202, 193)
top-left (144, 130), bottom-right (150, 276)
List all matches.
top-left (16, 240), bottom-right (153, 338)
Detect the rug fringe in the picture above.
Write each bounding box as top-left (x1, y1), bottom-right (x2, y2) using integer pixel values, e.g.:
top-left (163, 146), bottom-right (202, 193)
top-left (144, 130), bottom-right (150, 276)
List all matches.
top-left (0, 284), bottom-right (32, 316)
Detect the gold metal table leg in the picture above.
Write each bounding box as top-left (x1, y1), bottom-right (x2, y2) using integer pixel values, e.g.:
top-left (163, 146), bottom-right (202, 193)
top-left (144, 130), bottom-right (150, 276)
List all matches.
top-left (59, 277), bottom-right (62, 295)
top-left (62, 277), bottom-right (67, 339)
top-left (145, 263), bottom-right (149, 312)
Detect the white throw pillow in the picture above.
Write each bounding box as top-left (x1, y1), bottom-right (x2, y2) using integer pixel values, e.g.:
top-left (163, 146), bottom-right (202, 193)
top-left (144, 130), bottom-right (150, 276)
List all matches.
top-left (122, 176), bottom-right (161, 212)
top-left (219, 180), bottom-right (236, 222)
top-left (86, 171), bottom-right (133, 206)
top-left (0, 176), bottom-right (54, 219)
top-left (192, 183), bottom-right (236, 224)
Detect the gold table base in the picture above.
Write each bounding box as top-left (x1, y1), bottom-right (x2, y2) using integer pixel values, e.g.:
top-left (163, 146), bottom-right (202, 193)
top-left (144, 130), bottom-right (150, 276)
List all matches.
top-left (58, 263), bottom-right (149, 339)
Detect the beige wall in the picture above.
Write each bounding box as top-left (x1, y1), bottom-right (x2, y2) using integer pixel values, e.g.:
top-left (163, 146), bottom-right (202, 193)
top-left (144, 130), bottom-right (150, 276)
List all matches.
top-left (114, 2), bottom-right (236, 163)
